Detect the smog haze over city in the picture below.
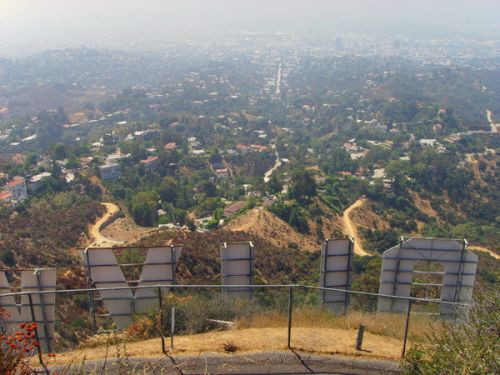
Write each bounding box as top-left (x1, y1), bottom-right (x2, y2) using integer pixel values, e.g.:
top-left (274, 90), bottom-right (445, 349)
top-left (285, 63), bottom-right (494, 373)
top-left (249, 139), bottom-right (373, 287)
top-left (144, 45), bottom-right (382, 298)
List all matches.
top-left (1, 0), bottom-right (499, 55)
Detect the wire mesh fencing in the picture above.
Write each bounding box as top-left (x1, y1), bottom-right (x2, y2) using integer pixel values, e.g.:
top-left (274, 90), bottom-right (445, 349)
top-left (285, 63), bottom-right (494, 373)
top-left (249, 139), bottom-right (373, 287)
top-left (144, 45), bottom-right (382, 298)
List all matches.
top-left (0, 284), bottom-right (469, 373)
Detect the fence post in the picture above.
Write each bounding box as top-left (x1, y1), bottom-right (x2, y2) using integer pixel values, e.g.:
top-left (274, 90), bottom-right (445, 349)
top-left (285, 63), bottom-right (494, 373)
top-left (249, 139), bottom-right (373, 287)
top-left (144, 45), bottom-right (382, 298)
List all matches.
top-left (157, 286), bottom-right (166, 354)
top-left (28, 293), bottom-right (49, 374)
top-left (171, 307), bottom-right (176, 350)
top-left (355, 325), bottom-right (365, 350)
top-left (401, 298), bottom-right (412, 358)
top-left (287, 285), bottom-right (293, 349)
top-left (35, 270), bottom-right (52, 354)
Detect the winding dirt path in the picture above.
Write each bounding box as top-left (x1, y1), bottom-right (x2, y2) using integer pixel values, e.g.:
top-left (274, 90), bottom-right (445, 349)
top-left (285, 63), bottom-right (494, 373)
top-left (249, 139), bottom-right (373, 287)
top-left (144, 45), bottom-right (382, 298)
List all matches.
top-left (468, 245), bottom-right (500, 260)
top-left (342, 199), bottom-right (371, 256)
top-left (88, 202), bottom-right (125, 247)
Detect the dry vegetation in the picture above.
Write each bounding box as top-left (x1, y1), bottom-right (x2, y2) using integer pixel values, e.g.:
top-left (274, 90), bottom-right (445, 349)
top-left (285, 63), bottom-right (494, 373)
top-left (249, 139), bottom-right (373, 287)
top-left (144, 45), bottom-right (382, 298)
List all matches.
top-left (0, 201), bottom-right (103, 268)
top-left (225, 208), bottom-right (322, 251)
top-left (47, 307), bottom-right (438, 367)
top-left (140, 229), bottom-right (320, 284)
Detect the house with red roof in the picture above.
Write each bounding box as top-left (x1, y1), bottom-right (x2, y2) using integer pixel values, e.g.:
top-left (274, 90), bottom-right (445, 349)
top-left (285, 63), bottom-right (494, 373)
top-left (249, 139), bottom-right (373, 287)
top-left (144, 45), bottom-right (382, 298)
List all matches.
top-left (3, 176), bottom-right (27, 203)
top-left (140, 156), bottom-right (159, 171)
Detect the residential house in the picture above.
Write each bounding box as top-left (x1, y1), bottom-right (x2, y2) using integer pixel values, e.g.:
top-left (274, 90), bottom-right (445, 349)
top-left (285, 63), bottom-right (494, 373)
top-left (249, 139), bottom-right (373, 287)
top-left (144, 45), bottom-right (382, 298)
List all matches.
top-left (4, 176), bottom-right (27, 202)
top-left (0, 191), bottom-right (13, 204)
top-left (140, 156), bottom-right (159, 171)
top-left (236, 144), bottom-right (249, 154)
top-left (223, 201), bottom-right (246, 217)
top-left (164, 142), bottom-right (177, 151)
top-left (215, 168), bottom-right (229, 180)
top-left (250, 144), bottom-right (268, 152)
top-left (99, 164), bottom-right (121, 180)
top-left (29, 172), bottom-right (52, 192)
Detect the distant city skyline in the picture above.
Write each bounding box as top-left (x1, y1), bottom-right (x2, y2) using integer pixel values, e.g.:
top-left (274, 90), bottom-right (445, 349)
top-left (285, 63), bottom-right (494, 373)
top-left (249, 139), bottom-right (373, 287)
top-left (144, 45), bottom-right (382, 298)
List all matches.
top-left (0, 0), bottom-right (499, 56)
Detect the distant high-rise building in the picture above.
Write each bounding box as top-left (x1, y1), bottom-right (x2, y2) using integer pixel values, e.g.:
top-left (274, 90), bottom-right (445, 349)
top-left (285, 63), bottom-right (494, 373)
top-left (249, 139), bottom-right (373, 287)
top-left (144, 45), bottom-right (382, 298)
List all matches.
top-left (335, 37), bottom-right (344, 50)
top-left (393, 40), bottom-right (401, 50)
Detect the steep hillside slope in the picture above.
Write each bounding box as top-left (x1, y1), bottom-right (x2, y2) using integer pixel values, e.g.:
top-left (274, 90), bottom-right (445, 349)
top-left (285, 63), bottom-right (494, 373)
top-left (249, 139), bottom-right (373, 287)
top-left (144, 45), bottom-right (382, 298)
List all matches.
top-left (139, 229), bottom-right (320, 285)
top-left (225, 208), bottom-right (321, 252)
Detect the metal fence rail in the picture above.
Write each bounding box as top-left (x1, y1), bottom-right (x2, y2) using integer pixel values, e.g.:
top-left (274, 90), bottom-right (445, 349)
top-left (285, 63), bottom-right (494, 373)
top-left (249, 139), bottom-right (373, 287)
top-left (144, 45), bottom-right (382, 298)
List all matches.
top-left (0, 284), bottom-right (470, 374)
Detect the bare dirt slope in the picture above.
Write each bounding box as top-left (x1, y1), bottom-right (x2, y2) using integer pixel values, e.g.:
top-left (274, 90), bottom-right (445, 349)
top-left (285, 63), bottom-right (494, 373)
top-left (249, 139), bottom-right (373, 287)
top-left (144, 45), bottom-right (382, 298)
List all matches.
top-left (101, 215), bottom-right (159, 244)
top-left (225, 208), bottom-right (321, 251)
top-left (342, 199), bottom-right (372, 256)
top-left (412, 192), bottom-right (437, 217)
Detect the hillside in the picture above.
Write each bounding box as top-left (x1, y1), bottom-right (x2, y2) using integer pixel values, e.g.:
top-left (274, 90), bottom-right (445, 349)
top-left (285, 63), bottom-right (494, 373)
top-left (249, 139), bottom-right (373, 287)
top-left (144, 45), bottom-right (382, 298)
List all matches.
top-left (139, 229), bottom-right (320, 285)
top-left (0, 198), bottom-right (103, 269)
top-left (225, 208), bottom-right (323, 252)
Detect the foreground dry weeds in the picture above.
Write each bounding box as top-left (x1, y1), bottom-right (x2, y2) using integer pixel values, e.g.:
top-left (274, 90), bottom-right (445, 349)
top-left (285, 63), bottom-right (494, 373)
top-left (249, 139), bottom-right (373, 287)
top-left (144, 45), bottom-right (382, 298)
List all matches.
top-left (46, 308), bottom-right (437, 366)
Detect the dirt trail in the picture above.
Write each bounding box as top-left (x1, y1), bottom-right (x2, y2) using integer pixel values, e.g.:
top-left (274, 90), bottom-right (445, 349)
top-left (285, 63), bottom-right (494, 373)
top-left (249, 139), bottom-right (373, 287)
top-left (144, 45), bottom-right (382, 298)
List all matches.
top-left (88, 202), bottom-right (125, 247)
top-left (469, 245), bottom-right (500, 260)
top-left (342, 199), bottom-right (371, 256)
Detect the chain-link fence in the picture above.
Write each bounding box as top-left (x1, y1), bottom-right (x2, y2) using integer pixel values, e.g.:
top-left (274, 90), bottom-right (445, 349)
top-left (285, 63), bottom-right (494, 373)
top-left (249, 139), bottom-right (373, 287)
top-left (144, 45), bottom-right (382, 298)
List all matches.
top-left (0, 284), bottom-right (469, 373)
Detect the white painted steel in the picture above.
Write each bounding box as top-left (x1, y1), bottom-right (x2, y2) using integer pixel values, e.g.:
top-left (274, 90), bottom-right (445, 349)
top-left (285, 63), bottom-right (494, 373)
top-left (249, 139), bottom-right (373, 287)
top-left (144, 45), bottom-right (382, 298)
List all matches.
top-left (0, 269), bottom-right (56, 351)
top-left (83, 246), bottom-right (182, 329)
top-left (377, 238), bottom-right (477, 315)
top-left (135, 246), bottom-right (183, 313)
top-left (320, 238), bottom-right (354, 313)
top-left (221, 242), bottom-right (254, 298)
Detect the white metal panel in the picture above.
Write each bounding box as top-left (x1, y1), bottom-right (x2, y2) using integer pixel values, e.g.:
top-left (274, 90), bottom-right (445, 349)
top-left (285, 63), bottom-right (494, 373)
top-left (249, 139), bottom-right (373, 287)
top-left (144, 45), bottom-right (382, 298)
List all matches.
top-left (221, 242), bottom-right (254, 297)
top-left (135, 246), bottom-right (183, 313)
top-left (84, 248), bottom-right (133, 329)
top-left (0, 271), bottom-right (21, 334)
top-left (83, 246), bottom-right (184, 330)
top-left (0, 269), bottom-right (56, 352)
top-left (377, 238), bottom-right (478, 315)
top-left (320, 238), bottom-right (354, 313)
top-left (20, 269), bottom-right (56, 351)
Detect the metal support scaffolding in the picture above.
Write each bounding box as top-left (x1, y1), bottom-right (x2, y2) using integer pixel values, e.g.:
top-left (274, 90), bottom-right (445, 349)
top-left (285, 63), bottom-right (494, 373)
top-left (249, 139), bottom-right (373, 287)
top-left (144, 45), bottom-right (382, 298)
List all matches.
top-left (157, 286), bottom-right (166, 354)
top-left (287, 285), bottom-right (293, 349)
top-left (401, 299), bottom-right (412, 358)
top-left (28, 293), bottom-right (48, 374)
top-left (35, 270), bottom-right (52, 353)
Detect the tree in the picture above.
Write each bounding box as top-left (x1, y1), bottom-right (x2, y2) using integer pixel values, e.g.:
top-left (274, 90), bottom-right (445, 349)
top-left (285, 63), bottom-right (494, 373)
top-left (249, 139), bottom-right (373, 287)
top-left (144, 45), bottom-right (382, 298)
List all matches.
top-left (267, 174), bottom-right (283, 194)
top-left (186, 217), bottom-right (196, 231)
top-left (199, 180), bottom-right (217, 197)
top-left (288, 169), bottom-right (316, 202)
top-left (53, 144), bottom-right (67, 161)
top-left (130, 191), bottom-right (158, 227)
top-left (158, 177), bottom-right (178, 203)
top-left (288, 206), bottom-right (309, 233)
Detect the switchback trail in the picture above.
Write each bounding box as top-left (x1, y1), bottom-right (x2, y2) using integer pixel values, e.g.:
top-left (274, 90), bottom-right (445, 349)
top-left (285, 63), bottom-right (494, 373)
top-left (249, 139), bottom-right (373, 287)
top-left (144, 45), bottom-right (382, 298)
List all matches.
top-left (88, 202), bottom-right (125, 247)
top-left (342, 199), bottom-right (371, 256)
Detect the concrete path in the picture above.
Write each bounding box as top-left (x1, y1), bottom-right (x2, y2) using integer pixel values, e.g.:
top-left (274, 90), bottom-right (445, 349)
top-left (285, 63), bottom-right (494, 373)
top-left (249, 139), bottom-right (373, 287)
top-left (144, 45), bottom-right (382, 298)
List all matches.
top-left (53, 351), bottom-right (400, 374)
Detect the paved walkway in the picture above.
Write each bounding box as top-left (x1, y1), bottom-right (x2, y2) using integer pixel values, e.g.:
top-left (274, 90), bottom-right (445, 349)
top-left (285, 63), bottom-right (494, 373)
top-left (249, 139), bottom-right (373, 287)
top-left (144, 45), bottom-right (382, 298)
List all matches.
top-left (52, 351), bottom-right (400, 374)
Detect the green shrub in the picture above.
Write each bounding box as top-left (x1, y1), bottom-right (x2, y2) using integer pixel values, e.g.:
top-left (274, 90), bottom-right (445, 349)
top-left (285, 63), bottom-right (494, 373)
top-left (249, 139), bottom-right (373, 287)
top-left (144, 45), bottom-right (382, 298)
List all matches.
top-left (401, 291), bottom-right (499, 374)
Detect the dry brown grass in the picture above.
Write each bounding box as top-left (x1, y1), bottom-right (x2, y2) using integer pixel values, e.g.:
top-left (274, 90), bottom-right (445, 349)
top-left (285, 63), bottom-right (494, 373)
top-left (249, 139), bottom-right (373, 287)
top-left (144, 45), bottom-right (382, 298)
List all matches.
top-left (237, 307), bottom-right (438, 341)
top-left (47, 326), bottom-right (403, 367)
top-left (45, 308), bottom-right (438, 366)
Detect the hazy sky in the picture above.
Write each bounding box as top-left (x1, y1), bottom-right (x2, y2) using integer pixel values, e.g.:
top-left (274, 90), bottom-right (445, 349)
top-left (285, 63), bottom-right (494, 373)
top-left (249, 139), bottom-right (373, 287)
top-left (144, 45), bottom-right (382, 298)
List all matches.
top-left (1, 0), bottom-right (499, 56)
